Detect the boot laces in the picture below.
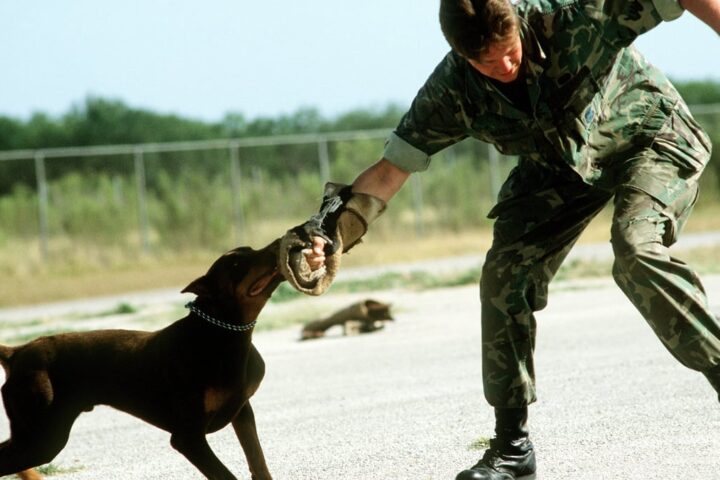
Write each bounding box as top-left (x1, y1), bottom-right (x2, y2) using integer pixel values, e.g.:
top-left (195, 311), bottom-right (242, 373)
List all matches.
top-left (478, 438), bottom-right (504, 466)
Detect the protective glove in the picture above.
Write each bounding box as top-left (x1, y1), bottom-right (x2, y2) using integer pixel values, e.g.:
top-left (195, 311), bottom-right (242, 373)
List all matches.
top-left (278, 182), bottom-right (386, 295)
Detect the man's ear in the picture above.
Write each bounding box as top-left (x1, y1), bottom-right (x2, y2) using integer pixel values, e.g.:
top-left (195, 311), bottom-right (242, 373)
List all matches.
top-left (181, 275), bottom-right (211, 296)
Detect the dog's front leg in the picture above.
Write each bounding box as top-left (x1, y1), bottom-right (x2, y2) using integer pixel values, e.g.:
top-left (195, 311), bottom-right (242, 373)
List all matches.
top-left (170, 432), bottom-right (237, 480)
top-left (232, 403), bottom-right (272, 480)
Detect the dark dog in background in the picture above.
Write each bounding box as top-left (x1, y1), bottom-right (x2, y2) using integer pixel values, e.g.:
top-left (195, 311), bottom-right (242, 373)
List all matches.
top-left (0, 240), bottom-right (284, 480)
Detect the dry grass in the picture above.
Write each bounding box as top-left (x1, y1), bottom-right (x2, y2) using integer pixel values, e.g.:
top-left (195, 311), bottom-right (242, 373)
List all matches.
top-left (1, 206), bottom-right (719, 308)
top-left (0, 257), bottom-right (211, 308)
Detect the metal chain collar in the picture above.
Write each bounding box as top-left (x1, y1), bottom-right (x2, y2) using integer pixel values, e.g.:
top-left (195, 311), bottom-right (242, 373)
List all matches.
top-left (185, 301), bottom-right (256, 332)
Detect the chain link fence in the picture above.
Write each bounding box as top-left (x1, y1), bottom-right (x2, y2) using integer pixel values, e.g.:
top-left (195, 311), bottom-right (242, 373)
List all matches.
top-left (0, 131), bottom-right (513, 268)
top-left (1, 103), bottom-right (718, 269)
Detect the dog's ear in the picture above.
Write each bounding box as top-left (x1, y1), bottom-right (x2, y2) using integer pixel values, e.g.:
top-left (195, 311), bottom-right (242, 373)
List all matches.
top-left (181, 275), bottom-right (211, 297)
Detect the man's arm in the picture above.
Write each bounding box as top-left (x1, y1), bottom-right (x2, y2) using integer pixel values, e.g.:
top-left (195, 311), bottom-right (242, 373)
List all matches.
top-left (305, 158), bottom-right (409, 270)
top-left (352, 157), bottom-right (411, 202)
top-left (681, 0), bottom-right (720, 33)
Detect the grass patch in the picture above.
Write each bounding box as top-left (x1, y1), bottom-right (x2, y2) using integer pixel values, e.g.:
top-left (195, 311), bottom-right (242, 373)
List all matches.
top-left (555, 244), bottom-right (720, 282)
top-left (1, 221), bottom-right (719, 310)
top-left (103, 302), bottom-right (138, 316)
top-left (0, 317), bottom-right (48, 329)
top-left (555, 258), bottom-right (612, 282)
top-left (468, 436), bottom-right (492, 451)
top-left (36, 463), bottom-right (85, 476)
top-left (36, 463), bottom-right (83, 476)
top-left (2, 244), bottom-right (719, 338)
top-left (269, 268), bottom-right (484, 306)
top-left (66, 302), bottom-right (141, 321)
top-left (255, 303), bottom-right (330, 333)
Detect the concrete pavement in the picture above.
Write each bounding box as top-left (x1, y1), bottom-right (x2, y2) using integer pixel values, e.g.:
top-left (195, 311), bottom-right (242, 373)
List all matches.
top-left (2, 275), bottom-right (719, 479)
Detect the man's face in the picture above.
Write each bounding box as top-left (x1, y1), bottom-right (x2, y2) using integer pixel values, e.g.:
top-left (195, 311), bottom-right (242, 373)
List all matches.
top-left (467, 33), bottom-right (523, 83)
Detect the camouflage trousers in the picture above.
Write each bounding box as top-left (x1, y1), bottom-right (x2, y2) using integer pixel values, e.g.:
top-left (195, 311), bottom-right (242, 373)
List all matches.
top-left (480, 150), bottom-right (720, 408)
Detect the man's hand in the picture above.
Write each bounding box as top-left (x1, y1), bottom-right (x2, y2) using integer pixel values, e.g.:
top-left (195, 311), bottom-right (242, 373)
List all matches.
top-left (279, 160), bottom-right (405, 296)
top-left (305, 236), bottom-right (327, 271)
top-left (301, 159), bottom-right (408, 273)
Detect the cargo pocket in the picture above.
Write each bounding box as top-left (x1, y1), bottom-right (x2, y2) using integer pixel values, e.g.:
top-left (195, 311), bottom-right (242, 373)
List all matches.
top-left (650, 102), bottom-right (711, 175)
top-left (662, 181), bottom-right (699, 247)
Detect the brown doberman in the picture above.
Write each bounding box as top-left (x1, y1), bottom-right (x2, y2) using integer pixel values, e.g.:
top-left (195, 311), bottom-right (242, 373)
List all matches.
top-left (0, 240), bottom-right (284, 480)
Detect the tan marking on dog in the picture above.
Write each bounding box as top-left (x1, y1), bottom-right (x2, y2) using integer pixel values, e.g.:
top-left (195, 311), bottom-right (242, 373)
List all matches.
top-left (18, 470), bottom-right (43, 480)
top-left (204, 387), bottom-right (232, 413)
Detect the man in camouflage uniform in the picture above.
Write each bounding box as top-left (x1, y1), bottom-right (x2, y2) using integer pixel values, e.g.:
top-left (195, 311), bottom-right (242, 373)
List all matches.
top-left (289, 0), bottom-right (720, 478)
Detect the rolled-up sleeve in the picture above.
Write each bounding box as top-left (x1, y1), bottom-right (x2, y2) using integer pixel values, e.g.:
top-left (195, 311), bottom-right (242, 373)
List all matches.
top-left (651, 0), bottom-right (684, 20)
top-left (383, 132), bottom-right (432, 172)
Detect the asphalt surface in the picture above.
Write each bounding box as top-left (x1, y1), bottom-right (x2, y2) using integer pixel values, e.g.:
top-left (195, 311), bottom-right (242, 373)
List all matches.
top-left (2, 272), bottom-right (720, 479)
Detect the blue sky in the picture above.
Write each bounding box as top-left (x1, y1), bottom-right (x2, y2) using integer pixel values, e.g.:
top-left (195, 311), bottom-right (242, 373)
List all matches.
top-left (0, 0), bottom-right (718, 123)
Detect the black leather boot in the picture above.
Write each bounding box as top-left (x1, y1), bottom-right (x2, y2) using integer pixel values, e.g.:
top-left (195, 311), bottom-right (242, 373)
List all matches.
top-left (456, 407), bottom-right (536, 480)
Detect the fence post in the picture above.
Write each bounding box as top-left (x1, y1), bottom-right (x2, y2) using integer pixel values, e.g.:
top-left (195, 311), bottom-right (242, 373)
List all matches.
top-left (317, 139), bottom-right (331, 184)
top-left (34, 152), bottom-right (49, 262)
top-left (134, 147), bottom-right (150, 254)
top-left (487, 143), bottom-right (502, 200)
top-left (229, 143), bottom-right (246, 245)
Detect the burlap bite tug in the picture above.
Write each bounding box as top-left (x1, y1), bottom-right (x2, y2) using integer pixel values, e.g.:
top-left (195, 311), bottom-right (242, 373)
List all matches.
top-left (279, 182), bottom-right (386, 296)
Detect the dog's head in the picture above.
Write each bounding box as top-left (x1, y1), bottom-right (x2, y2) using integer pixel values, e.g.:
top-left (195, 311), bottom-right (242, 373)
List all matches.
top-left (182, 239), bottom-right (284, 324)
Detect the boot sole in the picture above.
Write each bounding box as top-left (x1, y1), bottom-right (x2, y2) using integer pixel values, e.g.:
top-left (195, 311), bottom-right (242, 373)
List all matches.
top-left (518, 475), bottom-right (537, 480)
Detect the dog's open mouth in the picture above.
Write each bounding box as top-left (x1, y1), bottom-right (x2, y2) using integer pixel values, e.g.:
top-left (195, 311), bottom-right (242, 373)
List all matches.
top-left (248, 267), bottom-right (281, 297)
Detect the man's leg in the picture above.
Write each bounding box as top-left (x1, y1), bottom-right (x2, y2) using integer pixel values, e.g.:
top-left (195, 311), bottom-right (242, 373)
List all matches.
top-left (457, 163), bottom-right (611, 480)
top-left (481, 174), bottom-right (611, 408)
top-left (611, 184), bottom-right (720, 396)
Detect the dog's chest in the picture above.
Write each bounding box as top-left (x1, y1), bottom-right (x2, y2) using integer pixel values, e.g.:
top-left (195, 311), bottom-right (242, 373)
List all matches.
top-left (202, 358), bottom-right (263, 415)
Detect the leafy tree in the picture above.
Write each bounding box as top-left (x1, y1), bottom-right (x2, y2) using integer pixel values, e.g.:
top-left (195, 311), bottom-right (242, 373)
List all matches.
top-left (673, 80), bottom-right (720, 104)
top-left (0, 84), bottom-right (718, 193)
top-left (0, 116), bottom-right (25, 150)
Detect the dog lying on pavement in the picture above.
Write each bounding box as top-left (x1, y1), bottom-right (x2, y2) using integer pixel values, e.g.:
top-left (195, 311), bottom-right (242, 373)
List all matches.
top-left (0, 240), bottom-right (284, 480)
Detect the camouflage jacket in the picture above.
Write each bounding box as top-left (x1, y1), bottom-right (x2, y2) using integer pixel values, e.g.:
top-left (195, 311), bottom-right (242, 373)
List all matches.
top-left (384, 0), bottom-right (711, 203)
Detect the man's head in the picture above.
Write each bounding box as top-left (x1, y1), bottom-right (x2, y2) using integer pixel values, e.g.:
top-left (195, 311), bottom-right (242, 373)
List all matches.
top-left (439, 0), bottom-right (523, 83)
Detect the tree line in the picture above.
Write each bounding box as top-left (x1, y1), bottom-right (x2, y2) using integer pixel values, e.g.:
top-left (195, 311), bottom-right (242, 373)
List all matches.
top-left (0, 80), bottom-right (718, 267)
top-left (0, 99), bottom-right (405, 151)
top-left (0, 79), bottom-right (718, 194)
top-left (2, 80), bottom-right (718, 151)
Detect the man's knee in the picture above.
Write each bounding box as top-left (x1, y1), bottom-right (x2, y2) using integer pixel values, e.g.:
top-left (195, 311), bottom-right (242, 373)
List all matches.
top-left (611, 196), bottom-right (669, 275)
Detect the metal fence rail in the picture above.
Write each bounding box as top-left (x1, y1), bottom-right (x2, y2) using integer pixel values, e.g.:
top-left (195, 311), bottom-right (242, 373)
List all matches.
top-left (0, 129), bottom-right (397, 260)
top-left (1, 103), bottom-right (718, 263)
top-left (0, 129), bottom-right (393, 162)
top-left (0, 128), bottom-right (506, 262)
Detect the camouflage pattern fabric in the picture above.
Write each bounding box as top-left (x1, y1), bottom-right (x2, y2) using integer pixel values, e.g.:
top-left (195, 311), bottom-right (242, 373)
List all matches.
top-left (480, 161), bottom-right (612, 406)
top-left (381, 0), bottom-right (719, 407)
top-left (481, 148), bottom-right (718, 407)
top-left (384, 0), bottom-right (710, 196)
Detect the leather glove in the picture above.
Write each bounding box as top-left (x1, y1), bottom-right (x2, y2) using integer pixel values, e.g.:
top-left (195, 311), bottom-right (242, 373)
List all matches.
top-left (278, 182), bottom-right (386, 295)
